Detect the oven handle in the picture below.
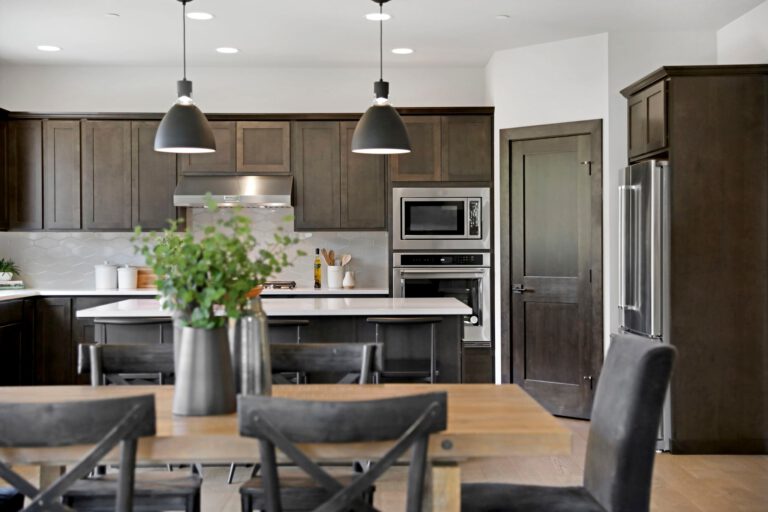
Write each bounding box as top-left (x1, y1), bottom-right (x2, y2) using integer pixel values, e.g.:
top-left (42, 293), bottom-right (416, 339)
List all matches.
top-left (397, 269), bottom-right (488, 278)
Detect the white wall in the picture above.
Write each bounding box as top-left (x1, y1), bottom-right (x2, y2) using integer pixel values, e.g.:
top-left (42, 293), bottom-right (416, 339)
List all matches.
top-left (0, 65), bottom-right (486, 112)
top-left (717, 0), bottom-right (768, 64)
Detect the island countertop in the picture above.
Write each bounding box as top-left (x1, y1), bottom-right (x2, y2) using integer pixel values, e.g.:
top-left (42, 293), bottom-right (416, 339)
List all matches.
top-left (75, 297), bottom-right (472, 318)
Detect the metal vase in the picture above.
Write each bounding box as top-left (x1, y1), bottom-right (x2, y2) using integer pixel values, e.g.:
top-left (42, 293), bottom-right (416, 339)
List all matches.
top-left (173, 325), bottom-right (237, 416)
top-left (230, 298), bottom-right (272, 396)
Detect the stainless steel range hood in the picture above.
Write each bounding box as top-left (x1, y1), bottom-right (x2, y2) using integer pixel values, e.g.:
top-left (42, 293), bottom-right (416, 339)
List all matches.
top-left (173, 175), bottom-right (293, 208)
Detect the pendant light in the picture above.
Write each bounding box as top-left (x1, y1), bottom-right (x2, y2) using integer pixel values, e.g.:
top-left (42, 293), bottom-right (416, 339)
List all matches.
top-left (352, 0), bottom-right (411, 154)
top-left (155, 0), bottom-right (216, 153)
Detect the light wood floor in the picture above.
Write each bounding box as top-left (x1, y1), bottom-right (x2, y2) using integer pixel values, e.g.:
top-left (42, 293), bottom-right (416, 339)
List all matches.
top-left (8, 419), bottom-right (768, 511)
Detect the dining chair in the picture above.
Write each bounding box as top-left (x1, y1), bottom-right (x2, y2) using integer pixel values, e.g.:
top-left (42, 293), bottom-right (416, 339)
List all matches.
top-left (238, 392), bottom-right (448, 512)
top-left (461, 334), bottom-right (676, 512)
top-left (227, 342), bottom-right (382, 484)
top-left (0, 487), bottom-right (23, 512)
top-left (0, 394), bottom-right (155, 512)
top-left (69, 343), bottom-right (202, 512)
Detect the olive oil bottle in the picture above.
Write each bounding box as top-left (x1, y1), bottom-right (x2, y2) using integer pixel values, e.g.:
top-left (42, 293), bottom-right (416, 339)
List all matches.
top-left (313, 248), bottom-right (322, 288)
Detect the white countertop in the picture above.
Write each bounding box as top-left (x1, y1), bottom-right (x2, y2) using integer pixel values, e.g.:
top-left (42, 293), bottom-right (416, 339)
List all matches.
top-left (0, 287), bottom-right (389, 303)
top-left (76, 297), bottom-right (471, 318)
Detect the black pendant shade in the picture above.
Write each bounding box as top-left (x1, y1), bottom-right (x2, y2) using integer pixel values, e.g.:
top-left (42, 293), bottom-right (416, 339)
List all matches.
top-left (154, 0), bottom-right (216, 154)
top-left (352, 0), bottom-right (411, 155)
top-left (352, 100), bottom-right (411, 154)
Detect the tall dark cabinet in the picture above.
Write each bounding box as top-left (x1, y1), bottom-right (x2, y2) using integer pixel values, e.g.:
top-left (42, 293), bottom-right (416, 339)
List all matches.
top-left (621, 65), bottom-right (768, 454)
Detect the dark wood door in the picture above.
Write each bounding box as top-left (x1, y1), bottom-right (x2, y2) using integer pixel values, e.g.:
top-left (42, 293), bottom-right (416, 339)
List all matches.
top-left (131, 121), bottom-right (178, 230)
top-left (389, 116), bottom-right (441, 182)
top-left (82, 121), bottom-right (132, 230)
top-left (43, 120), bottom-right (81, 229)
top-left (293, 121), bottom-right (341, 230)
top-left (628, 80), bottom-right (666, 159)
top-left (237, 121), bottom-right (291, 173)
top-left (340, 121), bottom-right (386, 230)
top-left (441, 115), bottom-right (492, 182)
top-left (510, 134), bottom-right (598, 418)
top-left (7, 120), bottom-right (43, 230)
top-left (35, 297), bottom-right (73, 385)
top-left (178, 121), bottom-right (236, 173)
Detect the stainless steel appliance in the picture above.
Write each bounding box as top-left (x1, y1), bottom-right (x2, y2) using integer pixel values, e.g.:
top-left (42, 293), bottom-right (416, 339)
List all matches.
top-left (393, 252), bottom-right (491, 345)
top-left (393, 187), bottom-right (491, 250)
top-left (174, 175), bottom-right (293, 208)
top-left (617, 159), bottom-right (672, 450)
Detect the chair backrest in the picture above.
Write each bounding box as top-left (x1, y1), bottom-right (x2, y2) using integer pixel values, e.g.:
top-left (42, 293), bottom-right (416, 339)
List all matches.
top-left (78, 343), bottom-right (175, 386)
top-left (271, 343), bottom-right (382, 384)
top-left (583, 335), bottom-right (676, 512)
top-left (238, 392), bottom-right (447, 512)
top-left (0, 394), bottom-right (155, 512)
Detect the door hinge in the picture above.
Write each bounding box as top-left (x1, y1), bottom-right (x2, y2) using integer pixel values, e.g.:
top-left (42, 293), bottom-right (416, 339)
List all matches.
top-left (583, 375), bottom-right (594, 390)
top-left (581, 160), bottom-right (592, 175)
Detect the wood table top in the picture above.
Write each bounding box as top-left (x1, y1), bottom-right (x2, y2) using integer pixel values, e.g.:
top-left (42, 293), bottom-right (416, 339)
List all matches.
top-left (0, 384), bottom-right (571, 465)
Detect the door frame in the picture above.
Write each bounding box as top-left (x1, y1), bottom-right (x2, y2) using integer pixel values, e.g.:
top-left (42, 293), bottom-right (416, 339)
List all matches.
top-left (499, 119), bottom-right (603, 384)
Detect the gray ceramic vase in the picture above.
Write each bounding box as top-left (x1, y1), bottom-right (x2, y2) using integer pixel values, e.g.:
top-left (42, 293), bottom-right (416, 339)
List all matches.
top-left (173, 325), bottom-right (237, 416)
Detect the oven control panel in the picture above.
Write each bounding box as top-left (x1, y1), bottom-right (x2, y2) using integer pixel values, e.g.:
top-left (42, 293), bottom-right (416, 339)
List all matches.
top-left (397, 253), bottom-right (487, 266)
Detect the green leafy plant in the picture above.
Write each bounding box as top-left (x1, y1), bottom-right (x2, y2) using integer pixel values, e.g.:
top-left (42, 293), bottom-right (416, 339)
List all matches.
top-left (0, 258), bottom-right (20, 276)
top-left (133, 199), bottom-right (304, 329)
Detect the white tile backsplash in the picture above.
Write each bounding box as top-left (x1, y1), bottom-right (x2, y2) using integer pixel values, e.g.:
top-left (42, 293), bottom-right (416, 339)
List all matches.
top-left (0, 207), bottom-right (389, 290)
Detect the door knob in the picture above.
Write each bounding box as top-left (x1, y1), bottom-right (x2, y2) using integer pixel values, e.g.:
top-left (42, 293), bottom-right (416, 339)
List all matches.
top-left (512, 284), bottom-right (532, 294)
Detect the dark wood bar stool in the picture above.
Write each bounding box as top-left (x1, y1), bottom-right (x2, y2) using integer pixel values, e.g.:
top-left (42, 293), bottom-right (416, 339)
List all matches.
top-left (0, 394), bottom-right (155, 512)
top-left (71, 343), bottom-right (203, 512)
top-left (267, 318), bottom-right (310, 343)
top-left (367, 316), bottom-right (442, 383)
top-left (238, 392), bottom-right (448, 512)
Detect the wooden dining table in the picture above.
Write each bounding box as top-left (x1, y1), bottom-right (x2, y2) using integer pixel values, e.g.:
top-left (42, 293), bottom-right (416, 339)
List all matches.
top-left (0, 384), bottom-right (571, 511)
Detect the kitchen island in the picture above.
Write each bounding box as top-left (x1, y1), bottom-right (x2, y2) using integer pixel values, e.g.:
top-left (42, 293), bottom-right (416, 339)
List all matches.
top-left (76, 297), bottom-right (471, 383)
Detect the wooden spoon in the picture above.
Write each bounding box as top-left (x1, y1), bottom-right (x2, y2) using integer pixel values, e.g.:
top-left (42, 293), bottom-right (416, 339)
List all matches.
top-left (328, 250), bottom-right (336, 266)
top-left (341, 254), bottom-right (352, 267)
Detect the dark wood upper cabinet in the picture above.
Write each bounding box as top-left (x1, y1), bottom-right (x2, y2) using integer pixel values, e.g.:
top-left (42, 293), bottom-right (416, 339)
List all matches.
top-left (340, 121), bottom-right (386, 229)
top-left (628, 79), bottom-right (667, 159)
top-left (178, 121), bottom-right (236, 173)
top-left (7, 120), bottom-right (43, 230)
top-left (131, 121), bottom-right (179, 230)
top-left (237, 121), bottom-right (291, 173)
top-left (43, 120), bottom-right (81, 229)
top-left (389, 116), bottom-right (442, 182)
top-left (81, 121), bottom-right (132, 230)
top-left (441, 115), bottom-right (492, 182)
top-left (293, 121), bottom-right (341, 230)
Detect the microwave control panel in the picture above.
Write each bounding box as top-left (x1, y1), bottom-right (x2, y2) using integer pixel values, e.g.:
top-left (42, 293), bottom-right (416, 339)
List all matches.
top-left (468, 198), bottom-right (481, 237)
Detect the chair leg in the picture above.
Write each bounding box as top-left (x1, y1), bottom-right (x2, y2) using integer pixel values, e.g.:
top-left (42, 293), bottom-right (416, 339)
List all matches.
top-left (193, 463), bottom-right (204, 478)
top-left (429, 323), bottom-right (437, 384)
top-left (250, 464), bottom-right (261, 477)
top-left (240, 493), bottom-right (252, 512)
top-left (227, 463), bottom-right (237, 484)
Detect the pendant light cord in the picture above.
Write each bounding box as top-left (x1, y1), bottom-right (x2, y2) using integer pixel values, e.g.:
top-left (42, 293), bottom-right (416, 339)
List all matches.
top-left (379, 2), bottom-right (383, 81)
top-left (182, 0), bottom-right (187, 80)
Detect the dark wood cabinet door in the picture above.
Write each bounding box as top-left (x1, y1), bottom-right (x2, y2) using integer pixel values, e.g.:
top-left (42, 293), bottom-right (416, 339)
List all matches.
top-left (43, 120), bottom-right (81, 229)
top-left (82, 121), bottom-right (132, 230)
top-left (628, 80), bottom-right (667, 159)
top-left (293, 121), bottom-right (341, 230)
top-left (340, 121), bottom-right (386, 230)
top-left (389, 116), bottom-right (441, 182)
top-left (0, 120), bottom-right (7, 229)
top-left (131, 121), bottom-right (179, 230)
top-left (462, 345), bottom-right (493, 383)
top-left (178, 121), bottom-right (236, 173)
top-left (237, 121), bottom-right (291, 173)
top-left (441, 115), bottom-right (492, 182)
top-left (0, 300), bottom-right (25, 386)
top-left (35, 297), bottom-right (73, 385)
top-left (7, 120), bottom-right (43, 230)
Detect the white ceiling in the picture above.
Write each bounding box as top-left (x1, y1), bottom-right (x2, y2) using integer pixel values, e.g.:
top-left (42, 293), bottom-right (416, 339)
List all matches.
top-left (0, 0), bottom-right (762, 67)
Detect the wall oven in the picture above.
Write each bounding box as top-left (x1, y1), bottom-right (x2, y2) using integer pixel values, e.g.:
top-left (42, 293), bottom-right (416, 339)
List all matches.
top-left (393, 187), bottom-right (491, 250)
top-left (393, 253), bottom-right (491, 344)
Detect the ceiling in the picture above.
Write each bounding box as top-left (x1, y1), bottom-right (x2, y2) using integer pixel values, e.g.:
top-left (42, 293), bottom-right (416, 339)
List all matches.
top-left (0, 0), bottom-right (762, 67)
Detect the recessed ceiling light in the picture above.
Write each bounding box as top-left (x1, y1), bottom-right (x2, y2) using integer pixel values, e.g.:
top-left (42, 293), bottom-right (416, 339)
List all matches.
top-left (216, 47), bottom-right (239, 54)
top-left (36, 45), bottom-right (61, 52)
top-left (495, 14), bottom-right (511, 20)
top-left (105, 12), bottom-right (120, 18)
top-left (187, 12), bottom-right (214, 20)
top-left (365, 12), bottom-right (391, 21)
top-left (392, 48), bottom-right (414, 55)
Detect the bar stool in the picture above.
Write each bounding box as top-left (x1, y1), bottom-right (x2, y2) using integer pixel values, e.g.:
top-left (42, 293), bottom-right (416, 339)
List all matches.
top-left (267, 318), bottom-right (310, 343)
top-left (366, 316), bottom-right (442, 383)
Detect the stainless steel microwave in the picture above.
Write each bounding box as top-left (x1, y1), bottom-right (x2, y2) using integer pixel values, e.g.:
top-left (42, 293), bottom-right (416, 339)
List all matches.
top-left (393, 187), bottom-right (491, 250)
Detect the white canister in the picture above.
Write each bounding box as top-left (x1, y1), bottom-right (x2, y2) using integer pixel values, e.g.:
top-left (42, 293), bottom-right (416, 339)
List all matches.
top-left (342, 271), bottom-right (356, 289)
top-left (118, 265), bottom-right (138, 290)
top-left (94, 262), bottom-right (118, 290)
top-left (327, 265), bottom-right (344, 289)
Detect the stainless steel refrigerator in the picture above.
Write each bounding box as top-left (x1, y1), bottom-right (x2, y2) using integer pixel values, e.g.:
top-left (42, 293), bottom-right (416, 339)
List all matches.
top-left (617, 159), bottom-right (672, 450)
